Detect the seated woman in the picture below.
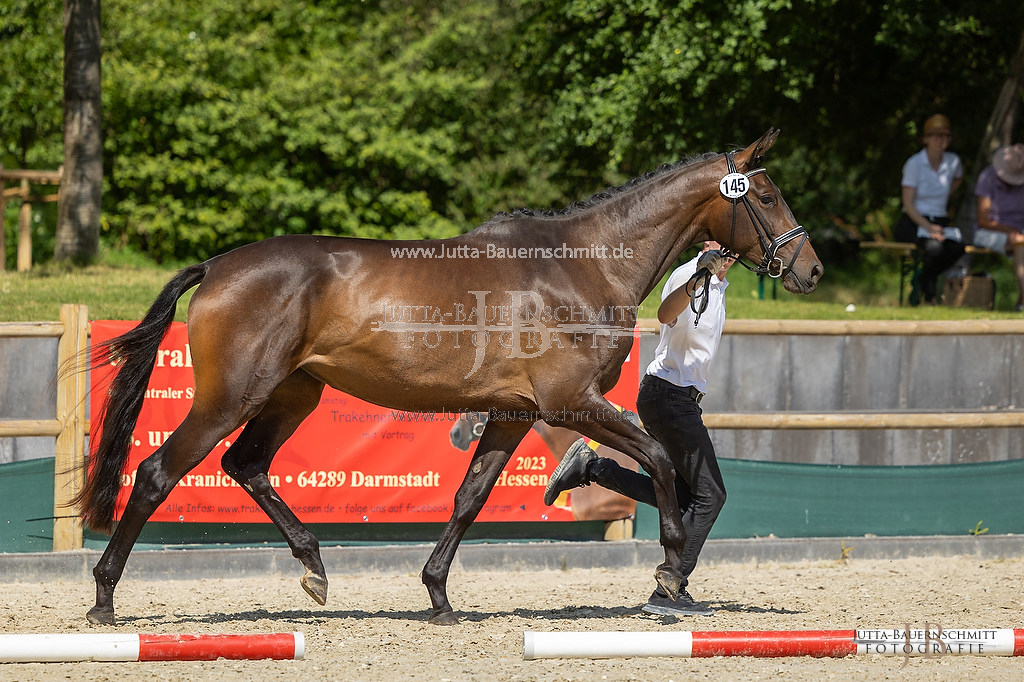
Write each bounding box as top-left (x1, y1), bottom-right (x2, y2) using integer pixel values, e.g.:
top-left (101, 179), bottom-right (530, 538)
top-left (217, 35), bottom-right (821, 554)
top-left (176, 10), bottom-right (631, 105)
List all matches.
top-left (894, 114), bottom-right (964, 305)
top-left (974, 144), bottom-right (1024, 312)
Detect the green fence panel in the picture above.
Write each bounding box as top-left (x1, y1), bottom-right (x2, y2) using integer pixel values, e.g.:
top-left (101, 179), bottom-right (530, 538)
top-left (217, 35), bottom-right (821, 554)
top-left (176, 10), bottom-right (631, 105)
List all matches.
top-left (11, 455), bottom-right (1022, 552)
top-left (636, 458), bottom-right (1024, 540)
top-left (83, 520), bottom-right (606, 550)
top-left (0, 458), bottom-right (55, 553)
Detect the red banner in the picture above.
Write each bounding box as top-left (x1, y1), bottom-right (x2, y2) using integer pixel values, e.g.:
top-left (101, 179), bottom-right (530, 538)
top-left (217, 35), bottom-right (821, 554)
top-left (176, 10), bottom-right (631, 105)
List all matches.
top-left (90, 321), bottom-right (638, 524)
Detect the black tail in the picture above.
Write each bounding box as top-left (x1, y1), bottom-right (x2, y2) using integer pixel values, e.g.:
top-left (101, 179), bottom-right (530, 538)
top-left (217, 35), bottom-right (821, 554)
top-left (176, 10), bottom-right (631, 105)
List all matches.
top-left (73, 263), bottom-right (208, 533)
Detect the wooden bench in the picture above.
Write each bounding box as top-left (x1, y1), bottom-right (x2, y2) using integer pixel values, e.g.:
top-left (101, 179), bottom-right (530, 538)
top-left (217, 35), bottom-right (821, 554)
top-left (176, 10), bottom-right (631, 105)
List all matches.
top-left (859, 241), bottom-right (998, 305)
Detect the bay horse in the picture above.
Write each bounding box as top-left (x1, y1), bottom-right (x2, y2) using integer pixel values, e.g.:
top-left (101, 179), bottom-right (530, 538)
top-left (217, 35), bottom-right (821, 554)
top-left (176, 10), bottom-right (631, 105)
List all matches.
top-left (77, 128), bottom-right (822, 625)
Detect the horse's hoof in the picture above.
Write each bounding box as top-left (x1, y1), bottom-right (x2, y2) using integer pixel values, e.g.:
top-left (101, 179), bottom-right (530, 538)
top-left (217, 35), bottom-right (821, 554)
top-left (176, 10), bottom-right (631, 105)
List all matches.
top-left (654, 568), bottom-right (682, 600)
top-left (301, 572), bottom-right (328, 606)
top-left (86, 606), bottom-right (116, 626)
top-left (428, 609), bottom-right (460, 626)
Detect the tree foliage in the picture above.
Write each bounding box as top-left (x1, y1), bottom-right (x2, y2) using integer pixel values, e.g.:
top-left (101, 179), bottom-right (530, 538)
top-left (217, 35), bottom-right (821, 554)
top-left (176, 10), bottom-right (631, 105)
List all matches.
top-left (2, 0), bottom-right (1023, 264)
top-left (1, 0), bottom-right (64, 167)
top-left (515, 0), bottom-right (1024, 236)
top-left (97, 0), bottom-right (553, 260)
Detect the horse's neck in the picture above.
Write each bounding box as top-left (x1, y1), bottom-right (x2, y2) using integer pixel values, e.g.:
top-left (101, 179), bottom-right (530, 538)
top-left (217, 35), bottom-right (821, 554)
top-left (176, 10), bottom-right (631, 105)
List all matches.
top-left (569, 165), bottom-right (716, 304)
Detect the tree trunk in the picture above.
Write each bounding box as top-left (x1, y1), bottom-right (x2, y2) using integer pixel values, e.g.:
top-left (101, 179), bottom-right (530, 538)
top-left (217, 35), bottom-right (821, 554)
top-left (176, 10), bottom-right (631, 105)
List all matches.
top-left (55, 0), bottom-right (102, 264)
top-left (956, 28), bottom-right (1024, 234)
top-left (974, 30), bottom-right (1024, 173)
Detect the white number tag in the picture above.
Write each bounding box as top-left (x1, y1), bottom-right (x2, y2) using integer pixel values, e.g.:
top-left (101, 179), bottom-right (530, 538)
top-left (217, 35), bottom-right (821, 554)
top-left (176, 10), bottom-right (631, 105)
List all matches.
top-left (719, 173), bottom-right (749, 199)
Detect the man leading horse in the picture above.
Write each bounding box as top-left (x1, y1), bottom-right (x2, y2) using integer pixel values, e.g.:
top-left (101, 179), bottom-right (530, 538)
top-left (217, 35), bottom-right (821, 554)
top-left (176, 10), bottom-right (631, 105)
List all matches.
top-left (546, 241), bottom-right (735, 617)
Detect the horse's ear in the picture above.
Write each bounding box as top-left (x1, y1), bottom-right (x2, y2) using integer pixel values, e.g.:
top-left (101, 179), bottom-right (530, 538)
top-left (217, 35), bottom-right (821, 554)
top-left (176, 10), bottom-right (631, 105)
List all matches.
top-left (735, 128), bottom-right (779, 171)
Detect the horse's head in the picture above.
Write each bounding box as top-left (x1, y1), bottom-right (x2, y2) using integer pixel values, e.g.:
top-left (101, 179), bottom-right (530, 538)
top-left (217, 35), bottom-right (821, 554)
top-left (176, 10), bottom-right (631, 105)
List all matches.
top-left (706, 128), bottom-right (823, 294)
top-left (449, 412), bottom-right (487, 451)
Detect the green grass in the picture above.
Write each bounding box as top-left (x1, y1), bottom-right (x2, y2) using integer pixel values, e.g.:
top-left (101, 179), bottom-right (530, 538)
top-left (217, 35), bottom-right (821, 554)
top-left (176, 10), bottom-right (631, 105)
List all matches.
top-left (640, 247), bottom-right (1022, 321)
top-left (1, 246), bottom-right (1020, 323)
top-left (0, 263), bottom-right (196, 322)
top-left (0, 245), bottom-right (195, 322)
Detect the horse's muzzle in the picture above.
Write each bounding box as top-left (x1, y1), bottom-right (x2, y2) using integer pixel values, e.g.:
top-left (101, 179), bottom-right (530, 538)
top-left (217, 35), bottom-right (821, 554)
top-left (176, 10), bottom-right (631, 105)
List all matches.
top-left (784, 261), bottom-right (824, 294)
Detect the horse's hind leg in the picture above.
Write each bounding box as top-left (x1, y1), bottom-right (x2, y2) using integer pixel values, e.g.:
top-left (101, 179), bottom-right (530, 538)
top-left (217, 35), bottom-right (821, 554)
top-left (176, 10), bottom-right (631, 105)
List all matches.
top-left (87, 415), bottom-right (236, 625)
top-left (421, 419), bottom-right (532, 625)
top-left (220, 370), bottom-right (329, 605)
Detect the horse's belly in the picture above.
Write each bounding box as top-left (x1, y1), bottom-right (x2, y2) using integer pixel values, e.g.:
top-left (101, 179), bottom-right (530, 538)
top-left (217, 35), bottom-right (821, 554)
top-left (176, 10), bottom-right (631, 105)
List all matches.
top-left (300, 312), bottom-right (632, 416)
top-left (301, 356), bottom-right (536, 415)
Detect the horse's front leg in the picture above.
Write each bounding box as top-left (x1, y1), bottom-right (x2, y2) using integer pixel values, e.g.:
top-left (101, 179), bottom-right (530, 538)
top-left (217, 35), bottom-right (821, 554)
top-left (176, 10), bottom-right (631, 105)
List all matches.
top-left (422, 419), bottom-right (532, 625)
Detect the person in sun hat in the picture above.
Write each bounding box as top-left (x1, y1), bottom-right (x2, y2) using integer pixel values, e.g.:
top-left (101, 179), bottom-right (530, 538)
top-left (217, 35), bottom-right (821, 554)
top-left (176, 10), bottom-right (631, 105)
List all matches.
top-left (894, 114), bottom-right (965, 305)
top-left (544, 241), bottom-right (734, 618)
top-left (974, 143), bottom-right (1024, 311)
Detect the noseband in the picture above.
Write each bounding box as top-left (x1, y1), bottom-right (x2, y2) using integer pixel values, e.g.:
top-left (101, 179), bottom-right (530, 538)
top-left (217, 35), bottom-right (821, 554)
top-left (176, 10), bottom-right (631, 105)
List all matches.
top-left (721, 151), bottom-right (808, 278)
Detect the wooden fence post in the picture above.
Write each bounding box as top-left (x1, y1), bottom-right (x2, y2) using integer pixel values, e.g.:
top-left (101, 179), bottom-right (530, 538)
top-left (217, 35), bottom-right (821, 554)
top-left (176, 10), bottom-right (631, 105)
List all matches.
top-left (53, 304), bottom-right (89, 551)
top-left (17, 178), bottom-right (32, 272)
top-left (0, 162), bottom-right (5, 272)
top-left (0, 196), bottom-right (6, 273)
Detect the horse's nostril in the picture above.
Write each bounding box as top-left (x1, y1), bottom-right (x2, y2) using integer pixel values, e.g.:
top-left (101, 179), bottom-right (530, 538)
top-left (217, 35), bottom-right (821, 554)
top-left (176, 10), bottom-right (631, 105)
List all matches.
top-left (811, 263), bottom-right (824, 282)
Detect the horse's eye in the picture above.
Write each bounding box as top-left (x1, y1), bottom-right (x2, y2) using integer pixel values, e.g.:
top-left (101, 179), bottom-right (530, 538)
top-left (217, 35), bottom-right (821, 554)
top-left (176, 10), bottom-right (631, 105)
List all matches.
top-left (759, 194), bottom-right (775, 207)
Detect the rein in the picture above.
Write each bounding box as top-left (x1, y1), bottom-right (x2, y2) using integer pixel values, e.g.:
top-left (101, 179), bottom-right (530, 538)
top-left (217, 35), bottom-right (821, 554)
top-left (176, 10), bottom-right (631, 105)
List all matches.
top-left (687, 267), bottom-right (713, 326)
top-left (722, 151), bottom-right (808, 279)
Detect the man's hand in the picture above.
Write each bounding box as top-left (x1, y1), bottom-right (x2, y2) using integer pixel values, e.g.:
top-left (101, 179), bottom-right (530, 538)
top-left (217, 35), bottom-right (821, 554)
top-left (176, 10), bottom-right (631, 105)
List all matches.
top-left (697, 249), bottom-right (727, 274)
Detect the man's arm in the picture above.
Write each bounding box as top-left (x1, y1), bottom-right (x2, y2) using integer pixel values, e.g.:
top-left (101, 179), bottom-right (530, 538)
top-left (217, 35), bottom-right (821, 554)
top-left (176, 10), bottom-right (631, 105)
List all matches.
top-left (657, 250), bottom-right (726, 325)
top-left (657, 277), bottom-right (698, 325)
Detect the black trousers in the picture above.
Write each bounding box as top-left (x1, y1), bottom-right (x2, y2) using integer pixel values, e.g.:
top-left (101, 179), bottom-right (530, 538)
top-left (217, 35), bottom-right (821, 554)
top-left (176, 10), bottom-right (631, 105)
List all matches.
top-left (895, 213), bottom-right (965, 302)
top-left (588, 375), bottom-right (726, 587)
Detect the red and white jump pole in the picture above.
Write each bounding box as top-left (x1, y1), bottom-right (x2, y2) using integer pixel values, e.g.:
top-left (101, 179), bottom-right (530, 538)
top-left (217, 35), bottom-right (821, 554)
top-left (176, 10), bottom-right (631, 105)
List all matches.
top-left (523, 629), bottom-right (1024, 659)
top-left (0, 632), bottom-right (303, 663)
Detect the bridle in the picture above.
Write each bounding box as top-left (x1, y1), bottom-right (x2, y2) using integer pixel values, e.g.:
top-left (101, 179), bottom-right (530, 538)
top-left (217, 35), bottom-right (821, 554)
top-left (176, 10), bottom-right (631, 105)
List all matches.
top-left (687, 151), bottom-right (808, 326)
top-left (721, 151), bottom-right (808, 279)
